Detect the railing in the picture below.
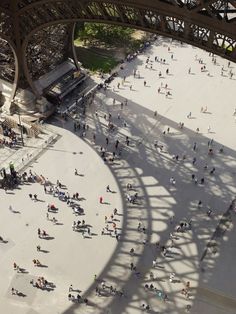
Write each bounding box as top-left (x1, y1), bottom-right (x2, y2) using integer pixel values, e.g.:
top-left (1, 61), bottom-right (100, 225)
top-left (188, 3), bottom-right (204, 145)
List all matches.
top-left (0, 129), bottom-right (58, 174)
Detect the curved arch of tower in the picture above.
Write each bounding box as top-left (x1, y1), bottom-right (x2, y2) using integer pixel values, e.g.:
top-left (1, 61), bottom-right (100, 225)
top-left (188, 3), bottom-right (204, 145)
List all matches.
top-left (0, 0), bottom-right (236, 113)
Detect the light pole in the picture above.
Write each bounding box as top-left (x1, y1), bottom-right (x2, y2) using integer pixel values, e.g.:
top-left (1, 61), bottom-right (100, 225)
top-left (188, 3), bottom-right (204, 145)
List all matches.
top-left (11, 101), bottom-right (24, 147)
top-left (17, 110), bottom-right (24, 147)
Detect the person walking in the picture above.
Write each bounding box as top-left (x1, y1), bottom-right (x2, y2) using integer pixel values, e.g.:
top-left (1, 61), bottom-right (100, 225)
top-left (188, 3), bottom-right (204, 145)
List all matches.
top-left (170, 177), bottom-right (176, 185)
top-left (169, 273), bottom-right (175, 282)
top-left (69, 284), bottom-right (73, 292)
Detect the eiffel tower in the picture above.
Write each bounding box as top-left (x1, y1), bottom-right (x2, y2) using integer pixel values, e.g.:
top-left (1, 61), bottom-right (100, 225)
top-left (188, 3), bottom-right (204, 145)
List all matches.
top-left (0, 0), bottom-right (236, 113)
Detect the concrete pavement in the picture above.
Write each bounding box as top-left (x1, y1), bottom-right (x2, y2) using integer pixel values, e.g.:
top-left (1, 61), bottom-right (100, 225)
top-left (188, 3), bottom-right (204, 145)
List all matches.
top-left (0, 36), bottom-right (236, 314)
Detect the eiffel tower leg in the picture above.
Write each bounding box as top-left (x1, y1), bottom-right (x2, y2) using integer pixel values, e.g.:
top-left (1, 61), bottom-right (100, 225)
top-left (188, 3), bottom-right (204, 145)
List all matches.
top-left (0, 36), bottom-right (20, 114)
top-left (70, 23), bottom-right (81, 71)
top-left (3, 23), bottom-right (74, 115)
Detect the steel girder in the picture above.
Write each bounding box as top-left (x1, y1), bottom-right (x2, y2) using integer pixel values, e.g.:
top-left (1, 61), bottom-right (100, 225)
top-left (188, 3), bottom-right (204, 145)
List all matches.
top-left (26, 24), bottom-right (72, 82)
top-left (0, 0), bottom-right (236, 98)
top-left (0, 39), bottom-right (16, 83)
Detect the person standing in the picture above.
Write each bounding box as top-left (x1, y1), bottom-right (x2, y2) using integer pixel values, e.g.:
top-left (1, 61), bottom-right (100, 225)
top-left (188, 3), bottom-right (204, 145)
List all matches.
top-left (37, 228), bottom-right (41, 238)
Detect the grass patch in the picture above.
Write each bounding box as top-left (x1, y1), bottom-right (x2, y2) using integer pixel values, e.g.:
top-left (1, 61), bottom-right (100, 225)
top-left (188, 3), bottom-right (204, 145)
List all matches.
top-left (74, 24), bottom-right (149, 73)
top-left (223, 45), bottom-right (233, 52)
top-left (74, 45), bottom-right (119, 73)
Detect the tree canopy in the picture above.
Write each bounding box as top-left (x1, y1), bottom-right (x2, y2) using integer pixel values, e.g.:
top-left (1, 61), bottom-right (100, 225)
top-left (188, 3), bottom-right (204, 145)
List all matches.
top-left (75, 22), bottom-right (134, 45)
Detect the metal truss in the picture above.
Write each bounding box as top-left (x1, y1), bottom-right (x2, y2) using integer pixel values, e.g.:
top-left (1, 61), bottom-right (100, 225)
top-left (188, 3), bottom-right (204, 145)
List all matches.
top-left (0, 0), bottom-right (236, 100)
top-left (0, 39), bottom-right (15, 83)
top-left (26, 24), bottom-right (71, 81)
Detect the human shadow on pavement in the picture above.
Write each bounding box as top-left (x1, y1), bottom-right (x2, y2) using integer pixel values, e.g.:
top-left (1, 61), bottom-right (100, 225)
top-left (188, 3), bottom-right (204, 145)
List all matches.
top-left (40, 249), bottom-right (50, 254)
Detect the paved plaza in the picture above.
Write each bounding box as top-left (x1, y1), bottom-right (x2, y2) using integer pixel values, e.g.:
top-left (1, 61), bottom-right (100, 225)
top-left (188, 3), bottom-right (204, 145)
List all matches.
top-left (0, 37), bottom-right (236, 314)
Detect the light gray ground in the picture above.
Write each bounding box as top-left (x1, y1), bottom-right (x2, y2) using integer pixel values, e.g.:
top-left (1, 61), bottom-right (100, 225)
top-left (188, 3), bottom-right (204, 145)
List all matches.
top-left (0, 37), bottom-right (236, 314)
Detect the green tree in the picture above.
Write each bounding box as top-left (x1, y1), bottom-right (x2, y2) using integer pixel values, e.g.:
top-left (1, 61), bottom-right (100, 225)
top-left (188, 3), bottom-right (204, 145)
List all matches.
top-left (76, 23), bottom-right (134, 45)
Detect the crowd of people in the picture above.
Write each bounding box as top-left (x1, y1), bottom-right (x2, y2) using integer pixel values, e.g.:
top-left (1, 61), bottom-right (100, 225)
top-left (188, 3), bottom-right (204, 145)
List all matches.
top-left (1, 36), bottom-right (236, 313)
top-left (62, 39), bottom-right (235, 312)
top-left (0, 123), bottom-right (19, 149)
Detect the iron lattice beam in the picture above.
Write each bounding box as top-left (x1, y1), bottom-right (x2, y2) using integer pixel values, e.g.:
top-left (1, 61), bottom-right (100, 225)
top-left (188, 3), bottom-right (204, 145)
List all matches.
top-left (0, 39), bottom-right (15, 83)
top-left (26, 24), bottom-right (72, 82)
top-left (0, 0), bottom-right (236, 100)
